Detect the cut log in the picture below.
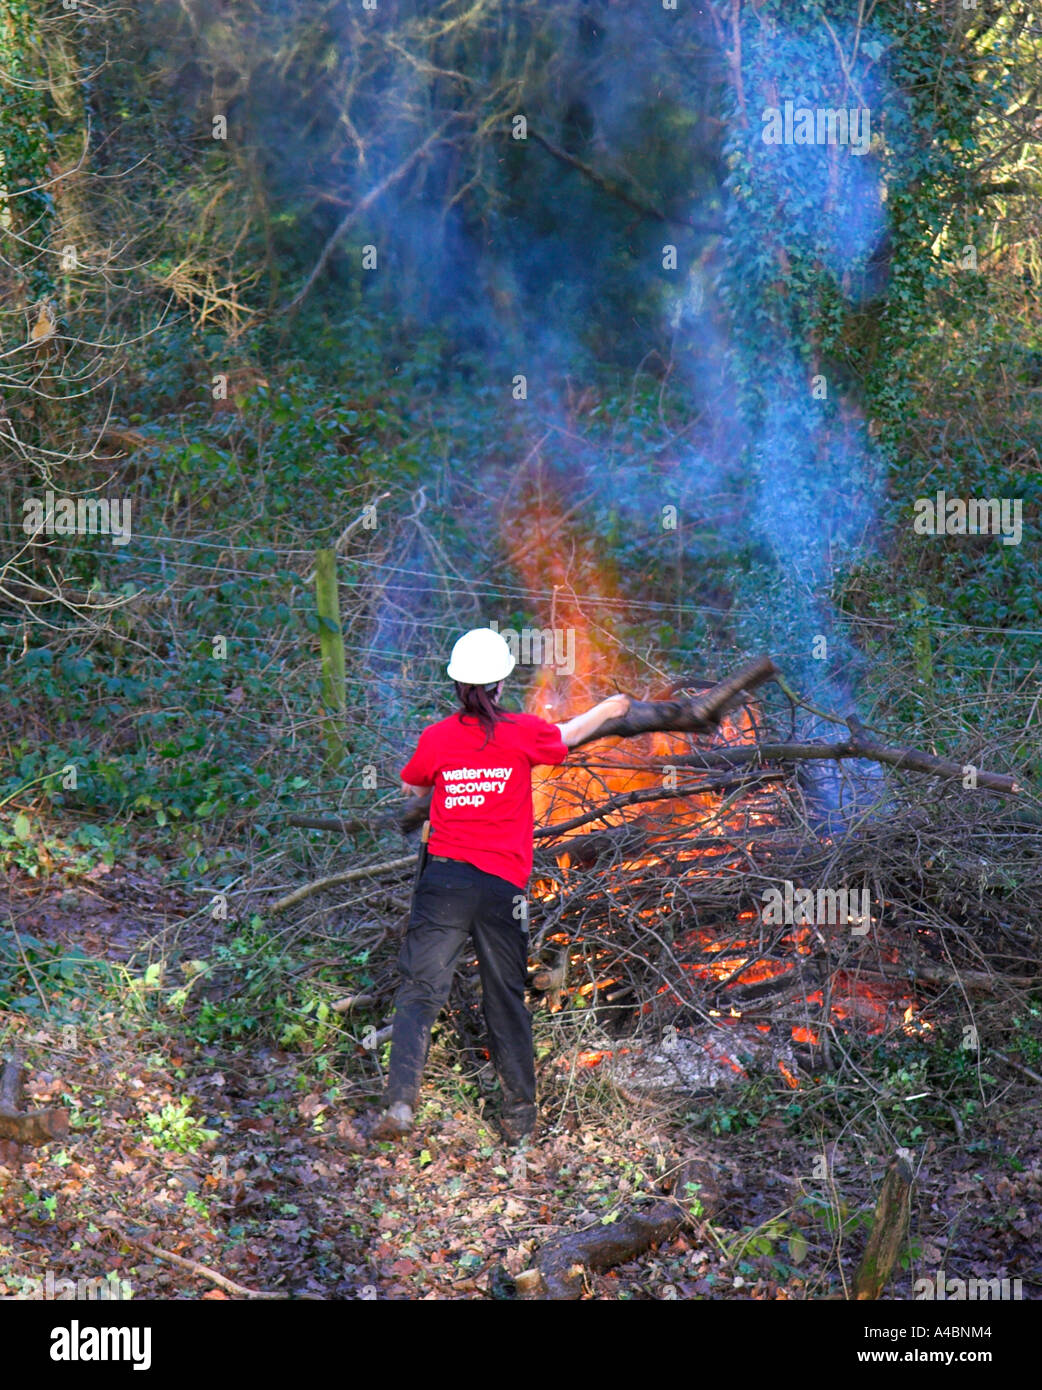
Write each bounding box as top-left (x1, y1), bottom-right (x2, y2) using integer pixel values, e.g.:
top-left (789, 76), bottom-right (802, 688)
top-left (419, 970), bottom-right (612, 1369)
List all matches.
top-left (526, 1154), bottom-right (718, 1300)
top-left (853, 1150), bottom-right (914, 1300)
top-left (534, 1199), bottom-right (685, 1300)
top-left (0, 1054), bottom-right (69, 1148)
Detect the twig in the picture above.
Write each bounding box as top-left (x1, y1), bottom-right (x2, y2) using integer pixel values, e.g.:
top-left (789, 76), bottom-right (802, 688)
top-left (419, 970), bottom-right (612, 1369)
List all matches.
top-left (269, 855), bottom-right (417, 914)
top-left (282, 122), bottom-right (458, 314)
top-left (990, 1048), bottom-right (1042, 1087)
top-left (100, 1224), bottom-right (282, 1299)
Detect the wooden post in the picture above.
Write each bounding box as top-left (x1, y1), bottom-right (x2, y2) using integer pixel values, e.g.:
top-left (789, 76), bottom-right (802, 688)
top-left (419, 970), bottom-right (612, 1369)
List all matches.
top-left (853, 1150), bottom-right (914, 1299)
top-left (910, 589), bottom-right (934, 690)
top-left (314, 548), bottom-right (347, 765)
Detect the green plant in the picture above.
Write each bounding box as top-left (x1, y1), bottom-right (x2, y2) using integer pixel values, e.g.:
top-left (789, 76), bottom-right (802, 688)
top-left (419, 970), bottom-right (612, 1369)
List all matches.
top-left (23, 1190), bottom-right (58, 1222)
top-left (142, 1099), bottom-right (218, 1153)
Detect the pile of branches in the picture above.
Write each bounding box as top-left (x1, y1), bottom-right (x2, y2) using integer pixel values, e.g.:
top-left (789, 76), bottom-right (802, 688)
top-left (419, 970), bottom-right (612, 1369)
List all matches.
top-left (524, 770), bottom-right (1042, 1048)
top-left (517, 663), bottom-right (1036, 1048)
top-left (268, 657), bottom-right (1039, 1074)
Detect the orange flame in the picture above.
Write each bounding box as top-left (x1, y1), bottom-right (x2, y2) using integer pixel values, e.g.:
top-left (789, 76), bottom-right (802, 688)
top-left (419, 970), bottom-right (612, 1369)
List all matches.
top-left (505, 488), bottom-right (929, 1053)
top-left (778, 1060), bottom-right (800, 1089)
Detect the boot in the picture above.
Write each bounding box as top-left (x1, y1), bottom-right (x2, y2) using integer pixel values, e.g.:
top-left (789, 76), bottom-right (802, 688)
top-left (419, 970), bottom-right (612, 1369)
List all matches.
top-left (370, 1100), bottom-right (414, 1141)
top-left (499, 1102), bottom-right (537, 1147)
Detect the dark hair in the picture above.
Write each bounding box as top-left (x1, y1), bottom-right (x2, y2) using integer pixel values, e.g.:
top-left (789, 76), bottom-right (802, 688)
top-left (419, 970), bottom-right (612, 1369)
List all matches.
top-left (454, 680), bottom-right (513, 746)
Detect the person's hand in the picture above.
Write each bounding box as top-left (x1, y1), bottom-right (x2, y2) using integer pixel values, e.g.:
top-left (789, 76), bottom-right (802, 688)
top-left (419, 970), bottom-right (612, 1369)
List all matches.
top-left (602, 693), bottom-right (631, 720)
top-left (557, 693), bottom-right (632, 747)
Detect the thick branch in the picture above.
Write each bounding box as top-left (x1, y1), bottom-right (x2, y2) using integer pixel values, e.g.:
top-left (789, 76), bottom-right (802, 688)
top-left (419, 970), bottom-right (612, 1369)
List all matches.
top-left (845, 716), bottom-right (1020, 794)
top-left (665, 729), bottom-right (1021, 795)
top-left (286, 658), bottom-right (1021, 852)
top-left (268, 855), bottom-right (417, 914)
top-left (529, 128), bottom-right (725, 237)
top-left (569, 656), bottom-right (779, 749)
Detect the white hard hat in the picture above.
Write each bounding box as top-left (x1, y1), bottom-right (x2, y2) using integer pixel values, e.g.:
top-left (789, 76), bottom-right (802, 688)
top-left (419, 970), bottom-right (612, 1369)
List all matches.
top-left (447, 628), bottom-right (516, 684)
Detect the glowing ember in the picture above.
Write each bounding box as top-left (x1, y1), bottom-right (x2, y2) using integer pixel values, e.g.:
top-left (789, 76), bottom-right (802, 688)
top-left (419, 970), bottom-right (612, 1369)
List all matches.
top-left (778, 1060), bottom-right (800, 1089)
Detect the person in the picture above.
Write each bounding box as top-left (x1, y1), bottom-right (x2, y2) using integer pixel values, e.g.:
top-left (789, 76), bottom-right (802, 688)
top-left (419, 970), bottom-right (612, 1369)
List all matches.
top-left (371, 627), bottom-right (629, 1146)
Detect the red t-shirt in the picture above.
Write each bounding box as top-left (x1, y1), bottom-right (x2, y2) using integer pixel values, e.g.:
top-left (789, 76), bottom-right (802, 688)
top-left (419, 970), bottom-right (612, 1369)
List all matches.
top-left (400, 711), bottom-right (569, 889)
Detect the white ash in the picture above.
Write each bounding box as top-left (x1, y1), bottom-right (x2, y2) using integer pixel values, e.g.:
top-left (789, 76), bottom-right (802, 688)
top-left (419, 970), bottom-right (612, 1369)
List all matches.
top-left (608, 1027), bottom-right (797, 1096)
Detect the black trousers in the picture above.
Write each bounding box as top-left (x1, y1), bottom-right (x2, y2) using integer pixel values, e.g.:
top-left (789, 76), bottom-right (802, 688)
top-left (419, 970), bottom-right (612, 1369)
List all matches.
top-left (384, 858), bottom-right (535, 1126)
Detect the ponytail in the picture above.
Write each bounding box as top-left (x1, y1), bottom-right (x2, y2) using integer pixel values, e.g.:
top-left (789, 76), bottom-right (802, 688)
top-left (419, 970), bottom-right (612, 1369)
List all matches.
top-left (454, 680), bottom-right (513, 747)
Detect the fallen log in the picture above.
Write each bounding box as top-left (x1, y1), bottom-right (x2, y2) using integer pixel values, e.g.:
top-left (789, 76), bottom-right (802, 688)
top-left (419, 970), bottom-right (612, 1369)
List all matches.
top-left (0, 1053), bottom-right (69, 1147)
top-left (529, 1199), bottom-right (685, 1299)
top-left (521, 1154), bottom-right (718, 1300)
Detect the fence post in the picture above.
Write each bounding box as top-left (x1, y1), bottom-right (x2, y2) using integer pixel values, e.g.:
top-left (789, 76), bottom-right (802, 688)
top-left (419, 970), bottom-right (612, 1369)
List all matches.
top-left (910, 588), bottom-right (934, 689)
top-left (314, 548), bottom-right (347, 765)
top-left (853, 1150), bottom-right (914, 1299)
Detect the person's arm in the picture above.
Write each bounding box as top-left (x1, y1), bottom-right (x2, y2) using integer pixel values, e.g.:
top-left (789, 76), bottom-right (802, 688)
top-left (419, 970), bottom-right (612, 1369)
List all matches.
top-left (556, 693), bottom-right (630, 749)
top-left (401, 730), bottom-right (434, 799)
